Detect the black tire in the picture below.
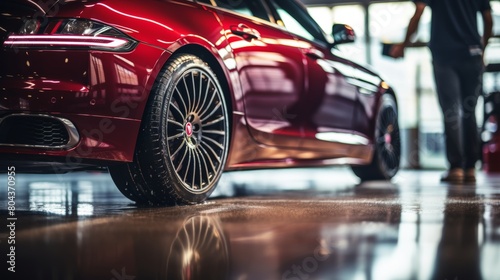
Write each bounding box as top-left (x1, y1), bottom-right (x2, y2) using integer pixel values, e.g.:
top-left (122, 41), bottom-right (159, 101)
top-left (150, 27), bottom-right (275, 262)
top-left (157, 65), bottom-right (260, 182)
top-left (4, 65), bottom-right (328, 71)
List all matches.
top-left (108, 163), bottom-right (154, 205)
top-left (109, 54), bottom-right (230, 205)
top-left (352, 94), bottom-right (401, 181)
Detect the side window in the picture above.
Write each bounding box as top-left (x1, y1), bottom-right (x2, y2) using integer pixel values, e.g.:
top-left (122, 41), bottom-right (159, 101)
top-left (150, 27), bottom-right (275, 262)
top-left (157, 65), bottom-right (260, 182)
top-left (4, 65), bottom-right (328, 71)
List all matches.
top-left (197, 0), bottom-right (270, 21)
top-left (269, 0), bottom-right (326, 43)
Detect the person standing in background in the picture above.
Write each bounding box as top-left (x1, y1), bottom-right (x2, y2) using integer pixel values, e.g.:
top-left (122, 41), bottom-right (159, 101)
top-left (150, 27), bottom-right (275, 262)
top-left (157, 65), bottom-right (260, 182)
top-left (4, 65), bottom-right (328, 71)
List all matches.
top-left (391, 0), bottom-right (493, 183)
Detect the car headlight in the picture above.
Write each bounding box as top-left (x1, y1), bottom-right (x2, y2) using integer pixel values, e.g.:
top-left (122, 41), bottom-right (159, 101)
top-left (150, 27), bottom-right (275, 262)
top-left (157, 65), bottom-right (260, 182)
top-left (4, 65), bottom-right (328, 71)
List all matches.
top-left (4, 18), bottom-right (137, 52)
top-left (19, 18), bottom-right (41, 35)
top-left (61, 19), bottom-right (95, 35)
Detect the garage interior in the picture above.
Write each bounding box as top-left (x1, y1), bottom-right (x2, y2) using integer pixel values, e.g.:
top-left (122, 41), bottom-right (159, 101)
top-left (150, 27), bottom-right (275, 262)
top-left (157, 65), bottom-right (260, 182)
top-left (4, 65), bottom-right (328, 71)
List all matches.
top-left (1, 0), bottom-right (500, 279)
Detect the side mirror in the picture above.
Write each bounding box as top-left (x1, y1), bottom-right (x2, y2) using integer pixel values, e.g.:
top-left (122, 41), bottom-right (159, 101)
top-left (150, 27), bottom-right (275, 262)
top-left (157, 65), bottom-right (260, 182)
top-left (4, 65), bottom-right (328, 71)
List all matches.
top-left (332, 24), bottom-right (356, 45)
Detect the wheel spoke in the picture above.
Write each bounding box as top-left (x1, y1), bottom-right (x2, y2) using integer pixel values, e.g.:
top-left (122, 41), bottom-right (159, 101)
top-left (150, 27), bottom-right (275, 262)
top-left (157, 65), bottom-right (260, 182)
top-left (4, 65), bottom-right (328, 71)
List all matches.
top-left (176, 146), bottom-right (189, 173)
top-left (170, 140), bottom-right (186, 159)
top-left (200, 141), bottom-right (221, 164)
top-left (198, 78), bottom-right (211, 114)
top-left (199, 90), bottom-right (217, 117)
top-left (199, 144), bottom-right (218, 173)
top-left (391, 148), bottom-right (400, 167)
top-left (201, 102), bottom-right (222, 122)
top-left (203, 130), bottom-right (225, 136)
top-left (170, 102), bottom-right (184, 118)
top-left (191, 71), bottom-right (201, 113)
top-left (197, 147), bottom-right (211, 186)
top-left (174, 87), bottom-right (188, 115)
top-left (202, 115), bottom-right (224, 127)
top-left (202, 135), bottom-right (224, 150)
top-left (168, 118), bottom-right (184, 128)
top-left (194, 149), bottom-right (204, 189)
top-left (167, 131), bottom-right (184, 141)
top-left (183, 149), bottom-right (193, 182)
top-left (191, 149), bottom-right (197, 189)
top-left (386, 150), bottom-right (397, 169)
top-left (194, 72), bottom-right (203, 113)
top-left (380, 149), bottom-right (389, 168)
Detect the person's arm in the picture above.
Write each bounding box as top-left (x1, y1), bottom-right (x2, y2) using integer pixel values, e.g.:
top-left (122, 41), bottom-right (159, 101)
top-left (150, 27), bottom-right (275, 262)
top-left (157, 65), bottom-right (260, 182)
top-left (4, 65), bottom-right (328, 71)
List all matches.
top-left (482, 9), bottom-right (493, 50)
top-left (390, 2), bottom-right (427, 58)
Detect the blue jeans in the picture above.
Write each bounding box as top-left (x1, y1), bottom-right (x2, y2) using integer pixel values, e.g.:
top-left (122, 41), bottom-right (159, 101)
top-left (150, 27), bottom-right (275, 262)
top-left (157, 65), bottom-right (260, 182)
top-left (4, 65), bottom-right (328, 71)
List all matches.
top-left (433, 57), bottom-right (484, 169)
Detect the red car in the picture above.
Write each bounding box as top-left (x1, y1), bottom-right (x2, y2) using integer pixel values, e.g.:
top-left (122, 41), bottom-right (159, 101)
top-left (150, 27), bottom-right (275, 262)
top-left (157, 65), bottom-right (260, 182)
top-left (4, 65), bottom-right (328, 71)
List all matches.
top-left (0, 0), bottom-right (400, 205)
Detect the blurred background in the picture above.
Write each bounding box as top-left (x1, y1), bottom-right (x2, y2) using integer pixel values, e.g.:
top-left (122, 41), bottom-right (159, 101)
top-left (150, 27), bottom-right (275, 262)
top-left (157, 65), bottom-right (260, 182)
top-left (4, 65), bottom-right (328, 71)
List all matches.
top-left (303, 0), bottom-right (500, 170)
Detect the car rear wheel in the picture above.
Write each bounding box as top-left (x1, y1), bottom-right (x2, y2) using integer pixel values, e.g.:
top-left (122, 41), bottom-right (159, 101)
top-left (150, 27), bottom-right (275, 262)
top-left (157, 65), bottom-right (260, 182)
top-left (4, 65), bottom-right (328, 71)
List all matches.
top-left (352, 94), bottom-right (400, 181)
top-left (109, 54), bottom-right (230, 205)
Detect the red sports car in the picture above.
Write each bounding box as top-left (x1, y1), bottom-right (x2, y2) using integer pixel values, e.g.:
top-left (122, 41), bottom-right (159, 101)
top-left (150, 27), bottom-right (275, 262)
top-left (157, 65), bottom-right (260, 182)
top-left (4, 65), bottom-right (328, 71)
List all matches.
top-left (0, 0), bottom-right (400, 205)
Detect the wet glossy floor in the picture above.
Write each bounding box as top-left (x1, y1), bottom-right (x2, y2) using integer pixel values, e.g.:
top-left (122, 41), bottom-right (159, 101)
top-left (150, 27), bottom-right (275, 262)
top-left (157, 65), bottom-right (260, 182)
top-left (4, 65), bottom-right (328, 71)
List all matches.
top-left (1, 167), bottom-right (500, 280)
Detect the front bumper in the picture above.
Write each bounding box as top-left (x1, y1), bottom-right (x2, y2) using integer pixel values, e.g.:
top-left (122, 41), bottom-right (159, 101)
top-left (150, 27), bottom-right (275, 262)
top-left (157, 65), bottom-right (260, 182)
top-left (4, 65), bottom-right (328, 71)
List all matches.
top-left (0, 42), bottom-right (168, 163)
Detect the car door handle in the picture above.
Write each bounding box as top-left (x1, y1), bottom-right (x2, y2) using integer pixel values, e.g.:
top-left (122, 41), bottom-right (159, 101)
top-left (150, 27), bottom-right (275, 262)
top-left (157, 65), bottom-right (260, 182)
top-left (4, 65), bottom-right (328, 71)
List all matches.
top-left (303, 48), bottom-right (324, 59)
top-left (230, 24), bottom-right (260, 40)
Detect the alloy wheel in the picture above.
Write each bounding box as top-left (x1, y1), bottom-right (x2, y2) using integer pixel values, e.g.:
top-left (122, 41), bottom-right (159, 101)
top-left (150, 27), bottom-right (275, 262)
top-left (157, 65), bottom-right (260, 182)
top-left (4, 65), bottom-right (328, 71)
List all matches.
top-left (167, 69), bottom-right (227, 193)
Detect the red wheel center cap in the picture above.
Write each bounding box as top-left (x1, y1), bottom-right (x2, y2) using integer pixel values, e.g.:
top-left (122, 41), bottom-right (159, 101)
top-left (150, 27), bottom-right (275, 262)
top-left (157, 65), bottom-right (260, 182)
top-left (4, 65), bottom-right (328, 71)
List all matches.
top-left (384, 133), bottom-right (392, 144)
top-left (185, 122), bottom-right (193, 137)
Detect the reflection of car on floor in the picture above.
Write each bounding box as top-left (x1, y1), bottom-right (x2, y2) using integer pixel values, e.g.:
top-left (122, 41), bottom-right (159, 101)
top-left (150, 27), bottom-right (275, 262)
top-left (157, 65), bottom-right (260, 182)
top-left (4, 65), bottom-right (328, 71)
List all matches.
top-left (0, 0), bottom-right (401, 205)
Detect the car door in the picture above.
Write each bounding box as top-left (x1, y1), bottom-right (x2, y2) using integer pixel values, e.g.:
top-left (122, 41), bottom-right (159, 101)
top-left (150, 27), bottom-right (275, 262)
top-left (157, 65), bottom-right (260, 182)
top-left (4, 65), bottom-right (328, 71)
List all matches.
top-left (266, 0), bottom-right (362, 152)
top-left (197, 0), bottom-right (306, 149)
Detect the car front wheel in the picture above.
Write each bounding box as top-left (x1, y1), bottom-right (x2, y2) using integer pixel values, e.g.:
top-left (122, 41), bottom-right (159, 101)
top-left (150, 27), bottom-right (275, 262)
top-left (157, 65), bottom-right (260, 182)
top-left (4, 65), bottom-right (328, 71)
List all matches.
top-left (110, 54), bottom-right (230, 205)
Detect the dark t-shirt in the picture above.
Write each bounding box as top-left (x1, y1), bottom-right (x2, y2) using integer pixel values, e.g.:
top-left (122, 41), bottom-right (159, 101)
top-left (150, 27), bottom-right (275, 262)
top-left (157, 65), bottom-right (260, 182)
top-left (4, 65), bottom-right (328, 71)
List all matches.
top-left (415, 0), bottom-right (491, 63)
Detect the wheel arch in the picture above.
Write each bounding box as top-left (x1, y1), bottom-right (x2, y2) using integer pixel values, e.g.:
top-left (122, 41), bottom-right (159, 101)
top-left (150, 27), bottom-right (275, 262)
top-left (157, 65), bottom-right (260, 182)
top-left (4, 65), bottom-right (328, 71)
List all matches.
top-left (382, 86), bottom-right (398, 110)
top-left (170, 43), bottom-right (236, 120)
top-left (372, 84), bottom-right (398, 141)
top-left (167, 43), bottom-right (238, 165)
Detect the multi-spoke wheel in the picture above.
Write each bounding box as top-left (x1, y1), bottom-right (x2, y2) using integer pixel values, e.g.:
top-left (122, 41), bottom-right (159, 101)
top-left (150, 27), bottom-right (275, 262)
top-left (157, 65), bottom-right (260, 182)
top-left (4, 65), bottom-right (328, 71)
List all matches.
top-left (109, 54), bottom-right (229, 205)
top-left (352, 94), bottom-right (400, 181)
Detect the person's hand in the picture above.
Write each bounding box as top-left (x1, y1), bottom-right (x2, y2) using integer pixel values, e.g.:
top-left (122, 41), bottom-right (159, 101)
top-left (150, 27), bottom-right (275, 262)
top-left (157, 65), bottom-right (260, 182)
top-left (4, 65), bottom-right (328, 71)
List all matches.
top-left (390, 43), bottom-right (405, 58)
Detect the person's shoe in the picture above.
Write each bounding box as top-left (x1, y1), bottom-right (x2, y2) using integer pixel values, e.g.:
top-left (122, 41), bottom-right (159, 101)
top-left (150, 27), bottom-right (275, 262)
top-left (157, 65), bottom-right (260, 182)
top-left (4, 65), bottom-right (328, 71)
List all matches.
top-left (464, 168), bottom-right (476, 184)
top-left (440, 168), bottom-right (464, 183)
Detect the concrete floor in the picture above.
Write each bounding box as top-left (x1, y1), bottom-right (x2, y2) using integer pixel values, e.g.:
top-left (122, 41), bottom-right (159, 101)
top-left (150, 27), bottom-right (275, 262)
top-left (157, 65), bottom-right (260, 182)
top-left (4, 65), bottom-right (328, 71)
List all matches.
top-left (1, 167), bottom-right (500, 280)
